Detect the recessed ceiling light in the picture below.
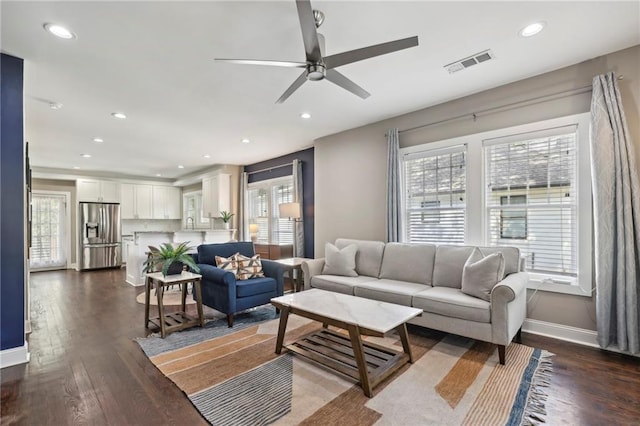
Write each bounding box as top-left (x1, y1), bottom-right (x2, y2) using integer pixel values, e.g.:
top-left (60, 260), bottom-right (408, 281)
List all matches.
top-left (81, 154), bottom-right (92, 158)
top-left (155, 173), bottom-right (162, 177)
top-left (92, 137), bottom-right (104, 143)
top-left (49, 102), bottom-right (63, 110)
top-left (203, 154), bottom-right (211, 159)
top-left (43, 23), bottom-right (76, 40)
top-left (300, 112), bottom-right (311, 119)
top-left (178, 165), bottom-right (185, 169)
top-left (73, 166), bottom-right (80, 169)
top-left (111, 112), bottom-right (127, 119)
top-left (241, 138), bottom-right (250, 144)
top-left (519, 22), bottom-right (546, 37)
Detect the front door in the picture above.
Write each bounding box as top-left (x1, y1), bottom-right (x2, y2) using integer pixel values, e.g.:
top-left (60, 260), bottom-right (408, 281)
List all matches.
top-left (30, 192), bottom-right (68, 270)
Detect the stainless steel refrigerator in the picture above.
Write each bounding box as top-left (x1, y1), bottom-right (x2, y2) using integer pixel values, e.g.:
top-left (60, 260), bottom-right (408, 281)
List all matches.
top-left (79, 202), bottom-right (121, 270)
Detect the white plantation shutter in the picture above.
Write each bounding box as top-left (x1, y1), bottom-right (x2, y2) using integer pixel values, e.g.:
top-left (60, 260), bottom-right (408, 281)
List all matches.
top-left (403, 145), bottom-right (466, 244)
top-left (272, 183), bottom-right (294, 244)
top-left (484, 125), bottom-right (578, 276)
top-left (30, 193), bottom-right (67, 269)
top-left (247, 177), bottom-right (294, 244)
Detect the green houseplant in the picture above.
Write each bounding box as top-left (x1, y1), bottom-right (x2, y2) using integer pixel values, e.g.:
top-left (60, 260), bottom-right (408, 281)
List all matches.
top-left (142, 242), bottom-right (200, 276)
top-left (220, 211), bottom-right (234, 229)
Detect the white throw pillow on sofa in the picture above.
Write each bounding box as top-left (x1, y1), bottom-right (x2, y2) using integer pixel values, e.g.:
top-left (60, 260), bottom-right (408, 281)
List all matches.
top-left (461, 247), bottom-right (505, 301)
top-left (322, 243), bottom-right (358, 277)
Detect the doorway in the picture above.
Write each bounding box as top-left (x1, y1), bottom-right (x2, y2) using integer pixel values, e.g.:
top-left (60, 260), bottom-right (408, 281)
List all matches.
top-left (30, 192), bottom-right (70, 270)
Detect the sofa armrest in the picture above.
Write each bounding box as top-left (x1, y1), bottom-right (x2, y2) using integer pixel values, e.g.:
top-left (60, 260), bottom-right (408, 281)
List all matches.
top-left (301, 258), bottom-right (325, 290)
top-left (490, 272), bottom-right (528, 346)
top-left (261, 259), bottom-right (285, 296)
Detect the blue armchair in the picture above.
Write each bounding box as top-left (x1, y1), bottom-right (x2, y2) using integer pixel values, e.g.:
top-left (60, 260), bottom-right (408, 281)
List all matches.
top-left (194, 242), bottom-right (284, 327)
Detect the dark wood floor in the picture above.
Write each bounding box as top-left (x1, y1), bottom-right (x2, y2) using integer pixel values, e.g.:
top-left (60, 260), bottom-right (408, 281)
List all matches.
top-left (2, 269), bottom-right (639, 425)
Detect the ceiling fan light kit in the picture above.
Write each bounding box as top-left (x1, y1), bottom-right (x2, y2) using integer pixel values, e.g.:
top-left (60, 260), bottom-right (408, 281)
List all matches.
top-left (215, 0), bottom-right (419, 103)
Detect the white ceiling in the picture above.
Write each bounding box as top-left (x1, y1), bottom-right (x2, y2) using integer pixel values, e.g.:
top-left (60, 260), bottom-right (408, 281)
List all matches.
top-left (2, 1), bottom-right (639, 179)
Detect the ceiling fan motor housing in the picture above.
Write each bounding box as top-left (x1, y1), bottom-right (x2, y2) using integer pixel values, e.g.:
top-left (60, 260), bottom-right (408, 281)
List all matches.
top-left (307, 63), bottom-right (326, 81)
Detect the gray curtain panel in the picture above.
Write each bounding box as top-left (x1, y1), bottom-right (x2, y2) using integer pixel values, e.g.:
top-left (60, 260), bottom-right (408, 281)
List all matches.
top-left (386, 128), bottom-right (401, 242)
top-left (590, 71), bottom-right (640, 354)
top-left (293, 159), bottom-right (304, 257)
top-left (239, 172), bottom-right (249, 241)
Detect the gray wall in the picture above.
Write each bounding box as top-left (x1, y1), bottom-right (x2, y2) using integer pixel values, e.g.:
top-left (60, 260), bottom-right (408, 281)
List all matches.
top-left (314, 45), bottom-right (640, 331)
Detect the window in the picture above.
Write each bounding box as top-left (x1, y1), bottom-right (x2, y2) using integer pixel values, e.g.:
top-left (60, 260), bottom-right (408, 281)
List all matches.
top-left (485, 126), bottom-right (578, 277)
top-left (400, 113), bottom-right (591, 295)
top-left (500, 195), bottom-right (527, 239)
top-left (402, 145), bottom-right (466, 245)
top-left (30, 193), bottom-right (68, 269)
top-left (183, 191), bottom-right (209, 229)
top-left (247, 177), bottom-right (294, 244)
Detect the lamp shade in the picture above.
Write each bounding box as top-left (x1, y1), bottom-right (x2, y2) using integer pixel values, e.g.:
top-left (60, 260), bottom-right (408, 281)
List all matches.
top-left (249, 223), bottom-right (259, 233)
top-left (279, 202), bottom-right (301, 219)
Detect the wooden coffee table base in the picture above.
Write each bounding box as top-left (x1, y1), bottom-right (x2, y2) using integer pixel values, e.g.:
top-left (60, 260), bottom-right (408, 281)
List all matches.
top-left (273, 304), bottom-right (414, 398)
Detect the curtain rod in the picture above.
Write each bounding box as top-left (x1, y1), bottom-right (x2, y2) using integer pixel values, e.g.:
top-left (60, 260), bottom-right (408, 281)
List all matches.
top-left (245, 160), bottom-right (298, 176)
top-left (398, 74), bottom-right (624, 135)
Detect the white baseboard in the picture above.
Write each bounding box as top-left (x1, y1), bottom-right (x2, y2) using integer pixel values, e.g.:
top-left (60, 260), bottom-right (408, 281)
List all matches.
top-left (0, 342), bottom-right (30, 368)
top-left (69, 263), bottom-right (77, 270)
top-left (523, 318), bottom-right (599, 347)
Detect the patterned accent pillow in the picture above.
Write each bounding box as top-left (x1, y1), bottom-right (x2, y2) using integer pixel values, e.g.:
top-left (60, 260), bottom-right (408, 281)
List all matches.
top-left (236, 253), bottom-right (265, 280)
top-left (215, 253), bottom-right (239, 277)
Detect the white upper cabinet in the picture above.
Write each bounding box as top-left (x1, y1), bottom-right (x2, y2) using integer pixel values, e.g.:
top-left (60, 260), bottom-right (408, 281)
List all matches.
top-left (121, 184), bottom-right (152, 219)
top-left (77, 179), bottom-right (121, 203)
top-left (202, 173), bottom-right (231, 218)
top-left (152, 185), bottom-right (181, 219)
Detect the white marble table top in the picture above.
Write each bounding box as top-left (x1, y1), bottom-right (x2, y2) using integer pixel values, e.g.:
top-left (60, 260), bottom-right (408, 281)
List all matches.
top-left (271, 289), bottom-right (422, 334)
top-left (145, 271), bottom-right (202, 283)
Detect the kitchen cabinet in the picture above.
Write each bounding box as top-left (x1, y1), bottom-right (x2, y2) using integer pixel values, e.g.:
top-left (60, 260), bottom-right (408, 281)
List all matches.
top-left (152, 185), bottom-right (181, 219)
top-left (77, 179), bottom-right (121, 203)
top-left (121, 183), bottom-right (152, 219)
top-left (202, 173), bottom-right (230, 218)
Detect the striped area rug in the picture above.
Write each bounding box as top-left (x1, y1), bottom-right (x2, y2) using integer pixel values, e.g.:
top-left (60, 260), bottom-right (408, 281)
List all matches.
top-left (136, 308), bottom-right (553, 426)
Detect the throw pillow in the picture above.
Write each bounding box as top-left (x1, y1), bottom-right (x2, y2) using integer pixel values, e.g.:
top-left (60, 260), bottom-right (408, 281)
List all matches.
top-left (215, 253), bottom-right (239, 277)
top-left (461, 248), bottom-right (506, 301)
top-left (322, 243), bottom-right (358, 277)
top-left (236, 253), bottom-right (265, 280)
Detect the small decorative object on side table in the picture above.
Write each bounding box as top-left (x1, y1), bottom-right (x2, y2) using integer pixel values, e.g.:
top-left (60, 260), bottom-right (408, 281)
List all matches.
top-left (144, 271), bottom-right (204, 338)
top-left (273, 257), bottom-right (309, 292)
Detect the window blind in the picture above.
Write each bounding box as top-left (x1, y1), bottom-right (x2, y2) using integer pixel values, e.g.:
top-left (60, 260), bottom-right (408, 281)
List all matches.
top-left (403, 145), bottom-right (466, 245)
top-left (30, 194), bottom-right (67, 269)
top-left (484, 129), bottom-right (578, 276)
top-left (247, 177), bottom-right (294, 244)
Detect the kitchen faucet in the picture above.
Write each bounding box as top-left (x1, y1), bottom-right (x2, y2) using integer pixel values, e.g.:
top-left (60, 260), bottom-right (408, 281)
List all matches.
top-left (186, 216), bottom-right (195, 230)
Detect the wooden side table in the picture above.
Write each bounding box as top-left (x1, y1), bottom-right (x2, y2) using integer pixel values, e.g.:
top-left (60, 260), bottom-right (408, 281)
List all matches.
top-left (273, 258), bottom-right (309, 292)
top-left (144, 271), bottom-right (204, 338)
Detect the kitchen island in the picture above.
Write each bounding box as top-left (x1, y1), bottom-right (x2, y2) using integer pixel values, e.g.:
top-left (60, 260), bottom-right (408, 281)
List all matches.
top-left (125, 229), bottom-right (236, 286)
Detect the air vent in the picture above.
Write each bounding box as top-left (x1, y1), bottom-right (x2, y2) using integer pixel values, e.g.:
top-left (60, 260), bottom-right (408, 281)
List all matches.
top-left (444, 49), bottom-right (495, 74)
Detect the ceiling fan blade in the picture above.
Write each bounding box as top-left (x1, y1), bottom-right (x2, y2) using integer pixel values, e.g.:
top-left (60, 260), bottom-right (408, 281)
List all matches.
top-left (296, 0), bottom-right (322, 63)
top-left (325, 69), bottom-right (371, 99)
top-left (324, 36), bottom-right (419, 69)
top-left (276, 71), bottom-right (308, 104)
top-left (215, 59), bottom-right (307, 68)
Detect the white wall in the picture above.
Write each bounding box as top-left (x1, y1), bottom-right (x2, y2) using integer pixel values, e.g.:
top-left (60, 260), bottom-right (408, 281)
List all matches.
top-left (314, 45), bottom-right (640, 331)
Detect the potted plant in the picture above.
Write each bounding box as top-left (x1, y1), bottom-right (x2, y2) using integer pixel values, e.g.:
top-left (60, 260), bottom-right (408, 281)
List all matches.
top-left (220, 210), bottom-right (234, 229)
top-left (142, 242), bottom-right (200, 276)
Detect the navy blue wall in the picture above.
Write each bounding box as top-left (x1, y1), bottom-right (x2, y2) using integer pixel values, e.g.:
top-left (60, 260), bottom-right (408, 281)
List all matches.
top-left (0, 54), bottom-right (25, 351)
top-left (244, 147), bottom-right (314, 257)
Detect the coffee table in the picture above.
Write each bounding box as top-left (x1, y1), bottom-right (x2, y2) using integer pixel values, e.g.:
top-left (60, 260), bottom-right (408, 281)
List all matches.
top-left (271, 289), bottom-right (422, 397)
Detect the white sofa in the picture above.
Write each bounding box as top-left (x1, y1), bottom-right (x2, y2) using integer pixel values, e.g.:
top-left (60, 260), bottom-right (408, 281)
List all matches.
top-left (301, 238), bottom-right (528, 364)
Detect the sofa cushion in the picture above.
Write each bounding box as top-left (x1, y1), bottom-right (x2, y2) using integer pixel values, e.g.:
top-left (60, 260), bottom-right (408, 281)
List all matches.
top-left (354, 279), bottom-right (429, 306)
top-left (335, 238), bottom-right (385, 277)
top-left (235, 276), bottom-right (276, 298)
top-left (412, 287), bottom-right (491, 323)
top-left (322, 243), bottom-right (358, 277)
top-left (310, 275), bottom-right (377, 295)
top-left (432, 245), bottom-right (475, 288)
top-left (476, 246), bottom-right (521, 275)
top-left (461, 248), bottom-right (505, 301)
top-left (379, 243), bottom-right (436, 285)
top-left (236, 253), bottom-right (265, 280)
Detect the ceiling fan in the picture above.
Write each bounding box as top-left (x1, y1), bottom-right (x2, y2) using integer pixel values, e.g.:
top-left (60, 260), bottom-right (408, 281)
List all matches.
top-left (215, 0), bottom-right (419, 104)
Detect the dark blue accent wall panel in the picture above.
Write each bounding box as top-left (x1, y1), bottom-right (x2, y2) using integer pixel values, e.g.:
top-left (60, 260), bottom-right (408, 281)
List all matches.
top-left (1, 53), bottom-right (25, 351)
top-left (244, 147), bottom-right (314, 257)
